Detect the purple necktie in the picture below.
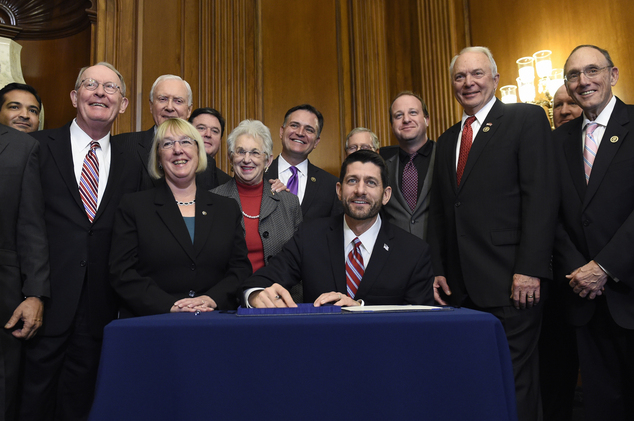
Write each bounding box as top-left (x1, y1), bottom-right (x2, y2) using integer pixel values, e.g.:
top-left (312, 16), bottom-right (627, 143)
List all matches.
top-left (287, 166), bottom-right (299, 196)
top-left (402, 153), bottom-right (418, 211)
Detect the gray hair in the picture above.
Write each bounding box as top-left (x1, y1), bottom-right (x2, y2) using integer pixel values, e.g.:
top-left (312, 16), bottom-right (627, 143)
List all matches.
top-left (449, 46), bottom-right (498, 77)
top-left (149, 75), bottom-right (193, 106)
top-left (74, 62), bottom-right (127, 96)
top-left (227, 119), bottom-right (273, 159)
top-left (345, 127), bottom-right (379, 151)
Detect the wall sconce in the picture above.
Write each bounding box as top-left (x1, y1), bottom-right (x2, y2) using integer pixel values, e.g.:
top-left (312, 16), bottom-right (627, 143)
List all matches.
top-left (500, 50), bottom-right (565, 128)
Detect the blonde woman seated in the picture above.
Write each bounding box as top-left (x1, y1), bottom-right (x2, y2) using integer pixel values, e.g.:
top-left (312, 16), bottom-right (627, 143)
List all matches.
top-left (212, 119), bottom-right (302, 273)
top-left (110, 118), bottom-right (252, 317)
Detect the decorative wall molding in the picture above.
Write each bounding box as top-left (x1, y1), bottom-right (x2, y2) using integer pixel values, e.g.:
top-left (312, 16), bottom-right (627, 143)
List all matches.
top-left (0, 0), bottom-right (93, 40)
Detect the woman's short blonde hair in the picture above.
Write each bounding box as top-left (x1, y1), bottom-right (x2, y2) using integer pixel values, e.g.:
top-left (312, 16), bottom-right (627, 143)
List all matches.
top-left (148, 118), bottom-right (207, 180)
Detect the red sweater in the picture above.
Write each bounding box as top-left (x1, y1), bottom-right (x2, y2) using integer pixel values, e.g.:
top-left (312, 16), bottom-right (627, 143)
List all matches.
top-left (236, 180), bottom-right (265, 272)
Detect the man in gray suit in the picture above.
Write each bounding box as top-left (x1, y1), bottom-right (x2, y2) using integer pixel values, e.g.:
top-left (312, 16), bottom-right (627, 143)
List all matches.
top-left (380, 91), bottom-right (435, 240)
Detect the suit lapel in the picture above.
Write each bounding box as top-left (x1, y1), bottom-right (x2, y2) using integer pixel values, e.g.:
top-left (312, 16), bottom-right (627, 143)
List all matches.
top-left (137, 127), bottom-right (154, 172)
top-left (356, 221), bottom-right (392, 297)
top-left (260, 184), bottom-right (280, 221)
top-left (46, 125), bottom-right (85, 211)
top-left (562, 119), bottom-right (587, 203)
top-left (443, 123), bottom-right (461, 194)
top-left (93, 139), bottom-right (124, 222)
top-left (0, 126), bottom-right (10, 154)
top-left (301, 161), bottom-right (319, 214)
top-left (459, 100), bottom-right (504, 191)
top-left (155, 184), bottom-right (196, 261)
top-left (193, 189), bottom-right (215, 257)
top-left (583, 100), bottom-right (630, 208)
top-left (385, 154), bottom-right (411, 212)
top-left (327, 219), bottom-right (347, 293)
top-left (264, 157), bottom-right (279, 180)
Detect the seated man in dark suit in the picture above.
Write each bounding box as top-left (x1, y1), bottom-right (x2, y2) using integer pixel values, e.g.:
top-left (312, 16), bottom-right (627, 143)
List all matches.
top-left (244, 150), bottom-right (434, 308)
top-left (265, 104), bottom-right (342, 223)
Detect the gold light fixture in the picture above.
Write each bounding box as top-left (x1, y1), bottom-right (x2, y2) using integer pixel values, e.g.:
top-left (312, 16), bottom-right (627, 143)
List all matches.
top-left (500, 50), bottom-right (565, 128)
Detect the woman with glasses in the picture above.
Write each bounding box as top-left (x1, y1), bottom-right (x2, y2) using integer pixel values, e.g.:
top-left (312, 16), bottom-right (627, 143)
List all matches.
top-left (109, 118), bottom-right (252, 317)
top-left (212, 119), bottom-right (302, 277)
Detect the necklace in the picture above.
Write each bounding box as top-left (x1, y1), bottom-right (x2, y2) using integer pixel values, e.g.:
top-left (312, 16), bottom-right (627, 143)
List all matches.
top-left (175, 199), bottom-right (196, 206)
top-left (241, 210), bottom-right (260, 219)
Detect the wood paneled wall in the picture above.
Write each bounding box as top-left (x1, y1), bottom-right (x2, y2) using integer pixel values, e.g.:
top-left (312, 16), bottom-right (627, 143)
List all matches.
top-left (19, 29), bottom-right (92, 130)
top-left (95, 0), bottom-right (461, 175)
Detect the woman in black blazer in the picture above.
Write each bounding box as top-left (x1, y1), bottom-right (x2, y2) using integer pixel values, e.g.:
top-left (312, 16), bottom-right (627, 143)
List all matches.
top-left (109, 118), bottom-right (252, 317)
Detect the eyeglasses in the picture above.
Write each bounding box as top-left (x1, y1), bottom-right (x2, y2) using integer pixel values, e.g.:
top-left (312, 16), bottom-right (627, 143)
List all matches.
top-left (80, 79), bottom-right (122, 94)
top-left (161, 138), bottom-right (197, 150)
top-left (233, 148), bottom-right (264, 159)
top-left (345, 144), bottom-right (376, 153)
top-left (564, 66), bottom-right (611, 83)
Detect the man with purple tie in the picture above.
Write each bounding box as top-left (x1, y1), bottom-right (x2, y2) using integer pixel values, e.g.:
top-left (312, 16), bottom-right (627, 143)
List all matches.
top-left (264, 104), bottom-right (342, 223)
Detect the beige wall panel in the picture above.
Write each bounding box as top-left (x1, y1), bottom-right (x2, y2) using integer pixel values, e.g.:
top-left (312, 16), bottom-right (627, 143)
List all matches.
top-left (469, 0), bottom-right (634, 104)
top-left (260, 0), bottom-right (343, 175)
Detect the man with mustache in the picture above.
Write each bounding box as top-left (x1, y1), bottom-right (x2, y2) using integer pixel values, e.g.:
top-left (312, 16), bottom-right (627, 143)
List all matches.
top-left (0, 83), bottom-right (42, 133)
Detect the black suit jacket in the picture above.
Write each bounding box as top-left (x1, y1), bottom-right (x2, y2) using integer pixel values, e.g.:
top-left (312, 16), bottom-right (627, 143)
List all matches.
top-left (113, 127), bottom-right (231, 190)
top-left (0, 125), bottom-right (50, 322)
top-left (243, 216), bottom-right (434, 305)
top-left (553, 98), bottom-right (634, 329)
top-left (429, 100), bottom-right (557, 308)
top-left (109, 184), bottom-right (252, 317)
top-left (33, 122), bottom-right (142, 337)
top-left (264, 157), bottom-right (342, 223)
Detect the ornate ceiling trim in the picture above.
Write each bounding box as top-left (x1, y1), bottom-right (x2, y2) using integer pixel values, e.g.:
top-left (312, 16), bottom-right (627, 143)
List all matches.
top-left (0, 0), bottom-right (93, 40)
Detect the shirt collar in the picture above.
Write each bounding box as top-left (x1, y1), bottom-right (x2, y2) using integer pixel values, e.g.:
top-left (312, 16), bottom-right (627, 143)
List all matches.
top-left (583, 95), bottom-right (616, 129)
top-left (461, 95), bottom-right (497, 128)
top-left (398, 139), bottom-right (433, 162)
top-left (278, 154), bottom-right (308, 175)
top-left (70, 119), bottom-right (111, 153)
top-left (343, 213), bottom-right (382, 254)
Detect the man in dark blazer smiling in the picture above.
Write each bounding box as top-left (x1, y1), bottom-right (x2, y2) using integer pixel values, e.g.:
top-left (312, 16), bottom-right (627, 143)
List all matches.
top-left (554, 45), bottom-right (634, 421)
top-left (264, 104), bottom-right (342, 223)
top-left (244, 150), bottom-right (433, 308)
top-left (429, 46), bottom-right (557, 421)
top-left (19, 63), bottom-right (141, 421)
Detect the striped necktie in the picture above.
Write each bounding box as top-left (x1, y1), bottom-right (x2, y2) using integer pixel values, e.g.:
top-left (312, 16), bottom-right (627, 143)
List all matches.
top-left (79, 141), bottom-right (100, 222)
top-left (583, 123), bottom-right (599, 184)
top-left (346, 237), bottom-right (364, 299)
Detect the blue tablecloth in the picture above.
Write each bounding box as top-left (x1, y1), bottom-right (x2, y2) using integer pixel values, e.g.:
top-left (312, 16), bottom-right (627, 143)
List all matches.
top-left (89, 308), bottom-right (517, 421)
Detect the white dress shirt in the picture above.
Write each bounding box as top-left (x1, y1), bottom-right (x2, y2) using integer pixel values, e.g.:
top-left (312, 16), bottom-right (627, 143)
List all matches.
top-left (70, 119), bottom-right (111, 209)
top-left (343, 214), bottom-right (382, 269)
top-left (582, 95), bottom-right (617, 152)
top-left (277, 154), bottom-right (308, 204)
